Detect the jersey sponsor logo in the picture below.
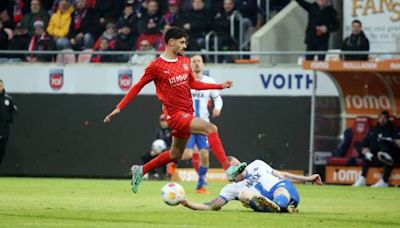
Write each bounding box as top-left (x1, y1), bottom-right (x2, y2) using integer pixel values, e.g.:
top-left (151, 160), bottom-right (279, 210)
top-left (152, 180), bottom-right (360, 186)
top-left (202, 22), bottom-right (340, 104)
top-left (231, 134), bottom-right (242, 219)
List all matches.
top-left (49, 68), bottom-right (64, 90)
top-left (118, 69), bottom-right (133, 91)
top-left (168, 74), bottom-right (189, 86)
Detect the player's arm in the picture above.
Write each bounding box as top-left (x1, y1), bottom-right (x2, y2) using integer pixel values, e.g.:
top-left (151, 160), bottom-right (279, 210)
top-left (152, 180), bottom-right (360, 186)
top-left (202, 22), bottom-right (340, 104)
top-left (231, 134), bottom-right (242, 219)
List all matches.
top-left (272, 169), bottom-right (323, 185)
top-left (210, 83), bottom-right (223, 118)
top-left (104, 66), bottom-right (155, 123)
top-left (189, 72), bottom-right (233, 90)
top-left (180, 196), bottom-right (228, 211)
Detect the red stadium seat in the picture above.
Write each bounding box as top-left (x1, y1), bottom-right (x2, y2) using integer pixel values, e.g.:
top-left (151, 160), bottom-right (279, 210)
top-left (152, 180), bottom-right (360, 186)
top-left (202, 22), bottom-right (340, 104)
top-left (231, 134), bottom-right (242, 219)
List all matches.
top-left (328, 116), bottom-right (372, 166)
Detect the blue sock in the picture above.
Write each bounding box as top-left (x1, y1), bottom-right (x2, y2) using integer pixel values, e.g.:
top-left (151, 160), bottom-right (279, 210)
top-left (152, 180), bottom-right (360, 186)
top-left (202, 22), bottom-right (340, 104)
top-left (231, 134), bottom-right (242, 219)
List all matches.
top-left (273, 194), bottom-right (289, 208)
top-left (197, 166), bottom-right (208, 189)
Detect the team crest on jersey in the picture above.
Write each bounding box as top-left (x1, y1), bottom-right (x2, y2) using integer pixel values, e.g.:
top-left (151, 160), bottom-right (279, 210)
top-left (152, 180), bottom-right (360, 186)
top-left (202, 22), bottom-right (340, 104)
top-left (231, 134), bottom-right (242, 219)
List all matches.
top-left (182, 63), bottom-right (189, 71)
top-left (49, 68), bottom-right (64, 90)
top-left (118, 69), bottom-right (133, 91)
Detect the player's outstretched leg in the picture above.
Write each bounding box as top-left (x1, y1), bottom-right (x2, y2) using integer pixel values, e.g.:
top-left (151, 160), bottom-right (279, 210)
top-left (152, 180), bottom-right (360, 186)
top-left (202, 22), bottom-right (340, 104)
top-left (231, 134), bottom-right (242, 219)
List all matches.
top-left (190, 118), bottom-right (230, 170)
top-left (130, 137), bottom-right (188, 193)
top-left (131, 150), bottom-right (173, 193)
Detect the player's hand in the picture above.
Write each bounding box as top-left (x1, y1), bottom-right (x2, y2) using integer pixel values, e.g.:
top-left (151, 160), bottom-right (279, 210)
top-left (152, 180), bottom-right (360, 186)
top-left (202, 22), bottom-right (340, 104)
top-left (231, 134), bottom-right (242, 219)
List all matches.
top-left (103, 108), bottom-right (120, 123)
top-left (221, 81), bottom-right (233, 89)
top-left (310, 174), bottom-right (323, 185)
top-left (212, 109), bottom-right (221, 117)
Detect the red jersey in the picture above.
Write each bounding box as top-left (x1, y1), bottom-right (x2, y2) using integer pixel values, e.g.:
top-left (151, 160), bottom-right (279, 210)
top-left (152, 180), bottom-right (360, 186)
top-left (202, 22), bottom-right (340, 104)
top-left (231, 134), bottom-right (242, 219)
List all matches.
top-left (117, 55), bottom-right (223, 115)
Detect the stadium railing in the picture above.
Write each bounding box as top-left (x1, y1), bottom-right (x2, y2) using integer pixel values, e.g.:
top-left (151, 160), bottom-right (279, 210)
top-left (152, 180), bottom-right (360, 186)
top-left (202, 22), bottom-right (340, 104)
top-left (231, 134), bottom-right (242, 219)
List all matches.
top-left (0, 50), bottom-right (398, 65)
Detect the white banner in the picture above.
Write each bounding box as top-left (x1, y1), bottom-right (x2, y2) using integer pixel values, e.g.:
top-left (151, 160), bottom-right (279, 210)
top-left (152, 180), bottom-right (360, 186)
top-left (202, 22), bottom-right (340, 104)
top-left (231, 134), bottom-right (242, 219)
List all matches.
top-left (343, 0), bottom-right (400, 52)
top-left (0, 63), bottom-right (339, 97)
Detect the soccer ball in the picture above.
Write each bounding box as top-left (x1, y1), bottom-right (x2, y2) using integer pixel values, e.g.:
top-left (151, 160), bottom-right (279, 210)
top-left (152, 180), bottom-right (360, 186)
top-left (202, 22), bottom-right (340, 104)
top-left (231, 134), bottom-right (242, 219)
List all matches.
top-left (161, 182), bottom-right (186, 206)
top-left (152, 139), bottom-right (167, 153)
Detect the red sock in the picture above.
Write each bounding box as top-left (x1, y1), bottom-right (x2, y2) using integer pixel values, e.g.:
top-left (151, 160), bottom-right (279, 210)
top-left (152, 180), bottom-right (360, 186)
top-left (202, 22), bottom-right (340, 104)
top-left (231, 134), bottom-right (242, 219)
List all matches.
top-left (143, 151), bottom-right (173, 174)
top-left (208, 132), bottom-right (230, 170)
top-left (192, 152), bottom-right (200, 173)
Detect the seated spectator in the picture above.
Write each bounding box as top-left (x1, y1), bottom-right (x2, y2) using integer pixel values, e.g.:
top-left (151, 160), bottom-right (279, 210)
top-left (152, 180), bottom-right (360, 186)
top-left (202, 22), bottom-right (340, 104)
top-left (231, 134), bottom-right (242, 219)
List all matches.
top-left (208, 0), bottom-right (224, 15)
top-left (7, 22), bottom-right (30, 60)
top-left (47, 0), bottom-right (74, 50)
top-left (69, 0), bottom-right (100, 50)
top-left (180, 0), bottom-right (212, 50)
top-left (26, 20), bottom-right (55, 62)
top-left (236, 0), bottom-right (258, 29)
top-left (116, 0), bottom-right (139, 41)
top-left (331, 117), bottom-right (371, 166)
top-left (130, 39), bottom-right (156, 64)
top-left (95, 0), bottom-right (124, 25)
top-left (21, 0), bottom-right (50, 36)
top-left (179, 0), bottom-right (193, 13)
top-left (0, 21), bottom-right (9, 57)
top-left (1, 0), bottom-right (28, 28)
top-left (114, 22), bottom-right (136, 62)
top-left (137, 0), bottom-right (161, 35)
top-left (136, 0), bottom-right (162, 46)
top-left (93, 22), bottom-right (117, 50)
top-left (160, 0), bottom-right (182, 33)
top-left (341, 20), bottom-right (370, 61)
top-left (295, 0), bottom-right (339, 61)
top-left (213, 0), bottom-right (238, 62)
top-left (125, 0), bottom-right (146, 18)
top-left (353, 111), bottom-right (400, 187)
top-left (52, 0), bottom-right (95, 11)
top-left (90, 38), bottom-right (114, 63)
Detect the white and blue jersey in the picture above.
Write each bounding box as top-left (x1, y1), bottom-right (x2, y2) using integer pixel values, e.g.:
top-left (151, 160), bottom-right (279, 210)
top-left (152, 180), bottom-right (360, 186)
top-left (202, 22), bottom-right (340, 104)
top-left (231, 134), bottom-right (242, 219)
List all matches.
top-left (219, 160), bottom-right (300, 206)
top-left (186, 75), bottom-right (223, 150)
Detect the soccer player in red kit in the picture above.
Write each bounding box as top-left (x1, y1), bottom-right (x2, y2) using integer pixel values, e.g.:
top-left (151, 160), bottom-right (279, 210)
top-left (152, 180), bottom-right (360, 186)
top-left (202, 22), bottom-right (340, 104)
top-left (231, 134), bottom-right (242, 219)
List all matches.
top-left (104, 27), bottom-right (233, 193)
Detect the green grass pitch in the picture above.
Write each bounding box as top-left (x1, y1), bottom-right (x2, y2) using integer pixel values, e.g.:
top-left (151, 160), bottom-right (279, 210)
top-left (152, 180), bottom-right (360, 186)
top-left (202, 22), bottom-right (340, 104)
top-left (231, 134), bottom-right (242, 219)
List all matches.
top-left (0, 177), bottom-right (399, 227)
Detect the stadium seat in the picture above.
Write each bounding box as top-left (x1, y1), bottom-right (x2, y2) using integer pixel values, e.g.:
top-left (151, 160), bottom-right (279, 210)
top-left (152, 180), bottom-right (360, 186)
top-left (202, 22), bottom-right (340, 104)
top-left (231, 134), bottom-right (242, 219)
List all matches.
top-left (56, 49), bottom-right (76, 64)
top-left (328, 116), bottom-right (372, 166)
top-left (78, 49), bottom-right (92, 63)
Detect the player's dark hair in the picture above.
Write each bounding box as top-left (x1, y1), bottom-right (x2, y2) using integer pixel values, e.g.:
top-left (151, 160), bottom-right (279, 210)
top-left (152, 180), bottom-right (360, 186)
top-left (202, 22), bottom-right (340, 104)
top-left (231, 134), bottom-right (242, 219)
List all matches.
top-left (352, 19), bottom-right (362, 26)
top-left (164, 26), bottom-right (188, 44)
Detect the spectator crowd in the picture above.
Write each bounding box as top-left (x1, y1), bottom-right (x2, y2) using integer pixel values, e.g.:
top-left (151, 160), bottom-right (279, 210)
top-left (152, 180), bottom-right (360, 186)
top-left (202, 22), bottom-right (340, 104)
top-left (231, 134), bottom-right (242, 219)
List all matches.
top-left (0, 0), bottom-right (372, 63)
top-left (0, 0), bottom-right (286, 63)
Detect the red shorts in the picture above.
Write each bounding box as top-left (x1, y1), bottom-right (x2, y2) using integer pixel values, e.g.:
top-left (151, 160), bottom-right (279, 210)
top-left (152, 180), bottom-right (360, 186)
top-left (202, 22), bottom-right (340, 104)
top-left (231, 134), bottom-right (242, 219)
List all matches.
top-left (165, 111), bottom-right (194, 139)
